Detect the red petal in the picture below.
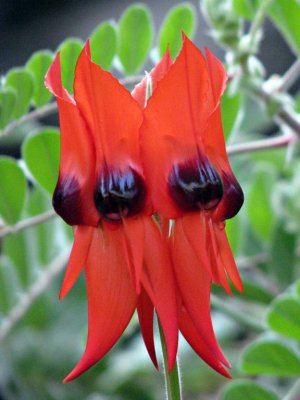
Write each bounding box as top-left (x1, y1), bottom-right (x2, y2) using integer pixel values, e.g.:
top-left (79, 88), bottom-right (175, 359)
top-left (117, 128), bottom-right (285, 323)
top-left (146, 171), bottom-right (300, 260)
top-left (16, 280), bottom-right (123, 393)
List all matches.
top-left (121, 217), bottom-right (145, 293)
top-left (206, 218), bottom-right (232, 294)
top-left (64, 226), bottom-right (137, 382)
top-left (131, 50), bottom-right (173, 107)
top-left (74, 42), bottom-right (143, 174)
top-left (45, 53), bottom-right (99, 226)
top-left (171, 219), bottom-right (228, 365)
top-left (213, 222), bottom-right (243, 292)
top-left (179, 307), bottom-right (231, 377)
top-left (140, 36), bottom-right (213, 218)
top-left (141, 218), bottom-right (178, 371)
top-left (59, 225), bottom-right (94, 299)
top-left (137, 288), bottom-right (158, 369)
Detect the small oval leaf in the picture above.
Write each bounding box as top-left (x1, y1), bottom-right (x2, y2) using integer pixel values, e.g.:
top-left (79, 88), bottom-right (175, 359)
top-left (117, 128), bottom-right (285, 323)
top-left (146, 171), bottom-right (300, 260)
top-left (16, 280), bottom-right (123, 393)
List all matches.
top-left (222, 379), bottom-right (278, 400)
top-left (5, 68), bottom-right (34, 119)
top-left (22, 128), bottom-right (60, 194)
top-left (267, 295), bottom-right (300, 340)
top-left (0, 88), bottom-right (16, 130)
top-left (26, 50), bottom-right (53, 107)
top-left (241, 339), bottom-right (300, 376)
top-left (90, 21), bottom-right (117, 70)
top-left (118, 4), bottom-right (153, 74)
top-left (0, 157), bottom-right (27, 224)
top-left (58, 38), bottom-right (83, 93)
top-left (158, 2), bottom-right (196, 59)
top-left (221, 90), bottom-right (242, 141)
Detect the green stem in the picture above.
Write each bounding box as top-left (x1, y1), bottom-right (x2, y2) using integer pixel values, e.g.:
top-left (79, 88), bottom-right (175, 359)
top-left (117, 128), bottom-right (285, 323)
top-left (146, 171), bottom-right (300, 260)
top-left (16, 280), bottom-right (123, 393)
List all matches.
top-left (248, 0), bottom-right (273, 49)
top-left (158, 319), bottom-right (182, 400)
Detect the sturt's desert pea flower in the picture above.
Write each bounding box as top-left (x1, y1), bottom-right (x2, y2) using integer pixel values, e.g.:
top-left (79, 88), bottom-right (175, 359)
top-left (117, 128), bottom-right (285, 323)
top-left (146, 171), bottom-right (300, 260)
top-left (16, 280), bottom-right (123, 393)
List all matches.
top-left (45, 34), bottom-right (242, 381)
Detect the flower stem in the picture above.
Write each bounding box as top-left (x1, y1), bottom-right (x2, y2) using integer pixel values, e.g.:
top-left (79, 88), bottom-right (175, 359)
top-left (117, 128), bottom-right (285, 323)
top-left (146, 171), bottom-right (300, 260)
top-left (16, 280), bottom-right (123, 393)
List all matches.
top-left (158, 319), bottom-right (182, 400)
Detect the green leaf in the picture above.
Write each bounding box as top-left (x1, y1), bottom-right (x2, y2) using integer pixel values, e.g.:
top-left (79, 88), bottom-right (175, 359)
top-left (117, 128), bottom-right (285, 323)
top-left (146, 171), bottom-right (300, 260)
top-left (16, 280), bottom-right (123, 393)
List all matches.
top-left (26, 50), bottom-right (53, 107)
top-left (238, 279), bottom-right (274, 304)
top-left (267, 295), bottom-right (300, 340)
top-left (222, 379), bottom-right (278, 400)
top-left (0, 157), bottom-right (27, 224)
top-left (59, 38), bottom-right (83, 93)
top-left (158, 2), bottom-right (196, 58)
top-left (270, 223), bottom-right (297, 287)
top-left (232, 0), bottom-right (259, 19)
top-left (5, 68), bottom-right (34, 119)
top-left (225, 216), bottom-right (240, 255)
top-left (267, 0), bottom-right (300, 55)
top-left (22, 128), bottom-right (60, 194)
top-left (221, 91), bottom-right (242, 141)
top-left (118, 4), bottom-right (153, 74)
top-left (246, 165), bottom-right (275, 241)
top-left (0, 88), bottom-right (16, 130)
top-left (90, 21), bottom-right (117, 70)
top-left (241, 339), bottom-right (300, 376)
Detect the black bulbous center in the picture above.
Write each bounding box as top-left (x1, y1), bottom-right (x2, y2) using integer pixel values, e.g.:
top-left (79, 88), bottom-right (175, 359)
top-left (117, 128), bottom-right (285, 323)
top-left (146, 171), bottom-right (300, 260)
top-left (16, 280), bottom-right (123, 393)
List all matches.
top-left (53, 176), bottom-right (83, 225)
top-left (94, 166), bottom-right (146, 222)
top-left (168, 157), bottom-right (223, 212)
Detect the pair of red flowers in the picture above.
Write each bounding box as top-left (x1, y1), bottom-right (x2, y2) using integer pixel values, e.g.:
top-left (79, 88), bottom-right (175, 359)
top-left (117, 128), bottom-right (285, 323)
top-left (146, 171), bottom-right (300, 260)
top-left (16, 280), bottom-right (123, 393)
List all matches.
top-left (46, 35), bottom-right (243, 382)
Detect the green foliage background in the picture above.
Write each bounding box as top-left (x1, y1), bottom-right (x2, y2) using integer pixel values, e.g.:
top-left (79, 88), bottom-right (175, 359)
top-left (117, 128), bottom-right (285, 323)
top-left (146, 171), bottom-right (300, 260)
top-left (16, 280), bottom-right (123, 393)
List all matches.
top-left (1, 0), bottom-right (300, 399)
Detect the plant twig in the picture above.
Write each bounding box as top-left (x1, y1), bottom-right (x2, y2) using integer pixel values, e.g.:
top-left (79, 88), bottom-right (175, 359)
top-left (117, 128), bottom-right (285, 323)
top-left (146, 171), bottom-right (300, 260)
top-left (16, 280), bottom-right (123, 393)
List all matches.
top-left (0, 250), bottom-right (69, 342)
top-left (211, 295), bottom-right (266, 333)
top-left (0, 210), bottom-right (56, 238)
top-left (283, 378), bottom-right (300, 400)
top-left (277, 58), bottom-right (300, 93)
top-left (227, 133), bottom-right (297, 156)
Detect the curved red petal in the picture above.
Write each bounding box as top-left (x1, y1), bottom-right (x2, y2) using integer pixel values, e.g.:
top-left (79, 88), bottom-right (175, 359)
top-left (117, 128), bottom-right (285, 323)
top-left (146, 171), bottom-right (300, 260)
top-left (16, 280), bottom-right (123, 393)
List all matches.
top-left (74, 42), bottom-right (143, 174)
top-left (122, 217), bottom-right (145, 293)
top-left (140, 36), bottom-right (214, 217)
top-left (213, 222), bottom-right (243, 292)
top-left (171, 219), bottom-right (228, 364)
top-left (206, 218), bottom-right (232, 294)
top-left (141, 218), bottom-right (178, 371)
top-left (64, 226), bottom-right (137, 382)
top-left (137, 288), bottom-right (158, 369)
top-left (179, 307), bottom-right (231, 377)
top-left (131, 50), bottom-right (173, 107)
top-left (45, 53), bottom-right (99, 226)
top-left (59, 225), bottom-right (94, 299)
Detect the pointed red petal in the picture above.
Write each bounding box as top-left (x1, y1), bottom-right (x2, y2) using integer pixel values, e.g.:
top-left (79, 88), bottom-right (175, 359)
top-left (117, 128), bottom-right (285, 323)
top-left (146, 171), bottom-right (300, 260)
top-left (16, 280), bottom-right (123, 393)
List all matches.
top-left (64, 226), bottom-right (137, 382)
top-left (206, 218), bottom-right (232, 295)
top-left (140, 36), bottom-right (213, 217)
top-left (122, 217), bottom-right (145, 293)
top-left (45, 53), bottom-right (99, 226)
top-left (60, 225), bottom-right (94, 299)
top-left (213, 223), bottom-right (243, 292)
top-left (171, 219), bottom-right (228, 365)
top-left (74, 42), bottom-right (143, 174)
top-left (179, 307), bottom-right (231, 377)
top-left (131, 50), bottom-right (173, 107)
top-left (137, 288), bottom-right (158, 369)
top-left (141, 218), bottom-right (178, 371)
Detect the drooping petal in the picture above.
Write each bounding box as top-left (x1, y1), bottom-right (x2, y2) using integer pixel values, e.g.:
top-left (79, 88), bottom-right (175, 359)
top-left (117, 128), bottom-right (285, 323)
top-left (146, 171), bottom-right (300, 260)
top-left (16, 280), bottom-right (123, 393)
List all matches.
top-left (137, 288), bottom-right (158, 369)
top-left (179, 306), bottom-right (231, 377)
top-left (141, 218), bottom-right (178, 371)
top-left (141, 35), bottom-right (216, 217)
top-left (59, 225), bottom-right (94, 299)
top-left (74, 42), bottom-right (144, 174)
top-left (121, 216), bottom-right (145, 293)
top-left (45, 53), bottom-right (99, 226)
top-left (131, 50), bottom-right (173, 108)
top-left (213, 222), bottom-right (243, 292)
top-left (171, 219), bottom-right (228, 364)
top-left (64, 226), bottom-right (137, 382)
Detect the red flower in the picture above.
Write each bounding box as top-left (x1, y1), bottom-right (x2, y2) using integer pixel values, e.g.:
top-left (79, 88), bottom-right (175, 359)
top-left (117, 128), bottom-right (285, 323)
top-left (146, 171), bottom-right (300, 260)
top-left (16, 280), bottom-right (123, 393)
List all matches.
top-left (45, 43), bottom-right (178, 382)
top-left (139, 35), bottom-right (244, 372)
